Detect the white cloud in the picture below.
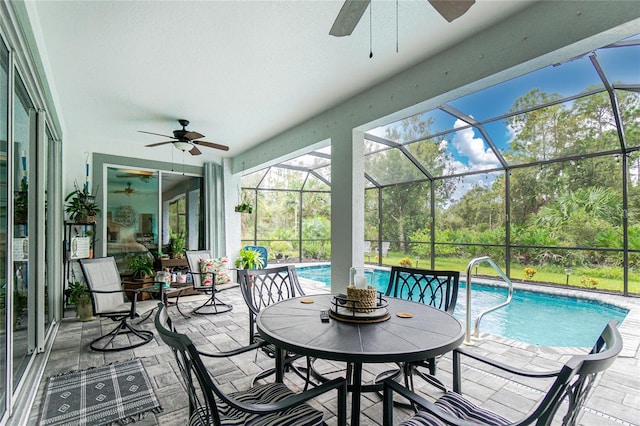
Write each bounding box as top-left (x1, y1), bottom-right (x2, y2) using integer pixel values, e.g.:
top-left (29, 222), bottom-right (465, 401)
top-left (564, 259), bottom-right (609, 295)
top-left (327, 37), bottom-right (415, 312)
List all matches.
top-left (452, 119), bottom-right (501, 170)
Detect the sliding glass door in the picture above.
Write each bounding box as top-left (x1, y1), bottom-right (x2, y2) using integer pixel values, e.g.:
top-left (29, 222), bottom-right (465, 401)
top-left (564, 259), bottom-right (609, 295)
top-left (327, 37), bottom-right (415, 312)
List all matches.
top-left (0, 36), bottom-right (8, 420)
top-left (105, 167), bottom-right (159, 273)
top-left (12, 72), bottom-right (36, 392)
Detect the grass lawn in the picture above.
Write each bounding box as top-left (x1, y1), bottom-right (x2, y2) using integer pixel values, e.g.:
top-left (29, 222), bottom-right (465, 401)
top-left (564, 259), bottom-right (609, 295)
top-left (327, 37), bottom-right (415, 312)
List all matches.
top-left (365, 252), bottom-right (640, 295)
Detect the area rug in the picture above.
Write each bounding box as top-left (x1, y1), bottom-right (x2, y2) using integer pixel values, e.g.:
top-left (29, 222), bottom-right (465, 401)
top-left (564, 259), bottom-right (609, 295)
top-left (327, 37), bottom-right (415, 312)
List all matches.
top-left (39, 358), bottom-right (162, 425)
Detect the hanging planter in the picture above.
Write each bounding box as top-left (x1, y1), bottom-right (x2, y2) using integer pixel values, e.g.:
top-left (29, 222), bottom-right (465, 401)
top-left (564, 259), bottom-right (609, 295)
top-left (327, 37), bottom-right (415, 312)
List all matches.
top-left (65, 181), bottom-right (101, 223)
top-left (234, 203), bottom-right (253, 214)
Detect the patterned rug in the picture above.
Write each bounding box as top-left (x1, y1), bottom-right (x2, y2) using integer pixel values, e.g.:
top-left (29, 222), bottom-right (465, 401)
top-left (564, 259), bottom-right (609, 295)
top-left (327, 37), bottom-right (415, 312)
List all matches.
top-left (39, 358), bottom-right (162, 425)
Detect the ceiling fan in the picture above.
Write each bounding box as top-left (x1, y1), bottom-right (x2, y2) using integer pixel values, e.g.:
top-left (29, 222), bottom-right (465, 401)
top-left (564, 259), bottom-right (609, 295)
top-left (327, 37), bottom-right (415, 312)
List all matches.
top-left (116, 170), bottom-right (156, 182)
top-left (329, 0), bottom-right (475, 37)
top-left (113, 182), bottom-right (136, 196)
top-left (139, 119), bottom-right (229, 156)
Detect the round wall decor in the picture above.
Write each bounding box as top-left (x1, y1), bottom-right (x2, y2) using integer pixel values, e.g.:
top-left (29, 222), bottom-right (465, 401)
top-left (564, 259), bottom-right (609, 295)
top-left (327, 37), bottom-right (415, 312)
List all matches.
top-left (113, 205), bottom-right (137, 227)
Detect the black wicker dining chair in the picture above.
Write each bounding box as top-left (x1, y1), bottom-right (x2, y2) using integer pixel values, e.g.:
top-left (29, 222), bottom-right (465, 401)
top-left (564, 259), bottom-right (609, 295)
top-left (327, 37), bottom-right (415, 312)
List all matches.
top-left (154, 302), bottom-right (347, 425)
top-left (383, 319), bottom-right (622, 425)
top-left (377, 266), bottom-right (460, 391)
top-left (237, 265), bottom-right (312, 385)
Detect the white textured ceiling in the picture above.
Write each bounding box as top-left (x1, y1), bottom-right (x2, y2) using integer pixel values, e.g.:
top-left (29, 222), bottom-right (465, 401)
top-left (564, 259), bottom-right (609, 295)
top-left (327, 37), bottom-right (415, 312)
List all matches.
top-left (30, 0), bottom-right (533, 163)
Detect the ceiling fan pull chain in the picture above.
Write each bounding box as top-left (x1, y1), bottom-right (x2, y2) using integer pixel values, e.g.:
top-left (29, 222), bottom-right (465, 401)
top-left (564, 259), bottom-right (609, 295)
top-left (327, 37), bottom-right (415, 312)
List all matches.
top-left (369, 1), bottom-right (373, 58)
top-left (396, 0), bottom-right (399, 53)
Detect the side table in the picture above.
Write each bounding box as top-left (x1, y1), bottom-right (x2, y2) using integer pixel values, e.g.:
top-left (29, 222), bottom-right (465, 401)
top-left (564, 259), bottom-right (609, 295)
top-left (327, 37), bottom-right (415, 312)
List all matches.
top-left (123, 279), bottom-right (154, 301)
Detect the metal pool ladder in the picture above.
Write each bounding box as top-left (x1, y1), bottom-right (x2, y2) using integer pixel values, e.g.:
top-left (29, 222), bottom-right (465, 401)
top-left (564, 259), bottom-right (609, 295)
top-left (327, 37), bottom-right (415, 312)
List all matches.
top-left (464, 256), bottom-right (513, 345)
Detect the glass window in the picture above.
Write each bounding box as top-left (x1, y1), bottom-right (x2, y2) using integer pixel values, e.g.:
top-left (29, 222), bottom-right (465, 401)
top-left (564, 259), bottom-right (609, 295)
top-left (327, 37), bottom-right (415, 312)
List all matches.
top-left (0, 36), bottom-right (8, 417)
top-left (241, 169), bottom-right (268, 188)
top-left (435, 171), bottom-right (505, 245)
top-left (258, 167), bottom-right (307, 190)
top-left (256, 190), bottom-right (298, 238)
top-left (240, 189), bottom-right (255, 241)
top-left (13, 72), bottom-right (35, 392)
top-left (365, 139), bottom-right (428, 186)
top-left (501, 94), bottom-right (620, 166)
top-left (618, 89), bottom-right (640, 149)
top-left (303, 166), bottom-right (331, 191)
top-left (449, 54), bottom-right (605, 121)
top-left (627, 150), bottom-right (640, 295)
top-left (510, 156), bottom-right (623, 249)
top-left (596, 38), bottom-right (640, 86)
top-left (162, 173), bottom-right (200, 255)
top-left (106, 167), bottom-right (159, 273)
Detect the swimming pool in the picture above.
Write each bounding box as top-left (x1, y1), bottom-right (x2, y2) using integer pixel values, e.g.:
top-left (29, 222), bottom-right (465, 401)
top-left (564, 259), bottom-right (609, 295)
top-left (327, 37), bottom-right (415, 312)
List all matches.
top-left (296, 265), bottom-right (628, 348)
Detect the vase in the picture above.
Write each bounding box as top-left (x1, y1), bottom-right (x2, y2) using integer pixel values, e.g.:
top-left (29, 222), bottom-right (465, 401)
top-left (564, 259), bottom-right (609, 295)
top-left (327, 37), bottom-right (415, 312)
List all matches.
top-left (76, 301), bottom-right (94, 321)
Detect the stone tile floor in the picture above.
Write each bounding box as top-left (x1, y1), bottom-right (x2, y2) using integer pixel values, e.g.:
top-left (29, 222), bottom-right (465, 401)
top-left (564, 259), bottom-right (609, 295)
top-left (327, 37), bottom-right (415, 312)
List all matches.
top-left (27, 279), bottom-right (640, 425)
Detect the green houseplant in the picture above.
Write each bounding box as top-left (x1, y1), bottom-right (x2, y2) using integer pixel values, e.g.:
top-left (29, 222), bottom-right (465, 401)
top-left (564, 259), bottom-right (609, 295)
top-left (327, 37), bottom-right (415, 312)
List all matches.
top-left (234, 202), bottom-right (253, 214)
top-left (68, 281), bottom-right (93, 321)
top-left (168, 231), bottom-right (186, 259)
top-left (128, 254), bottom-right (154, 280)
top-left (65, 181), bottom-right (101, 223)
top-left (235, 247), bottom-right (265, 269)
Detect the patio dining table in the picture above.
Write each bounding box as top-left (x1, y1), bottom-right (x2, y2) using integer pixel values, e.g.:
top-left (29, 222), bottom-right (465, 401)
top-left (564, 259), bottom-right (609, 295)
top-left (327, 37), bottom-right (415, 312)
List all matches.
top-left (256, 293), bottom-right (464, 426)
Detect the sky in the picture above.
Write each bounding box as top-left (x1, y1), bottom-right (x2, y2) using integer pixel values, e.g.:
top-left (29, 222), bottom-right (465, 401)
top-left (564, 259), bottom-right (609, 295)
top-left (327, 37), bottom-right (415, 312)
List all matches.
top-left (367, 35), bottom-right (639, 202)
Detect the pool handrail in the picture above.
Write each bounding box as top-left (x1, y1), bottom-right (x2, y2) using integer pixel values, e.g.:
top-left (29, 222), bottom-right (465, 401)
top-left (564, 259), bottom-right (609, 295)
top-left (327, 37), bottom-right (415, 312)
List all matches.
top-left (465, 256), bottom-right (514, 345)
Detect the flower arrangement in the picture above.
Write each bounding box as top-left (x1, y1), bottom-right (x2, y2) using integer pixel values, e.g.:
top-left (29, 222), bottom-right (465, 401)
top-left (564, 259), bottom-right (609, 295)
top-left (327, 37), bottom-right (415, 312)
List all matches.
top-left (399, 257), bottom-right (413, 267)
top-left (523, 267), bottom-right (536, 279)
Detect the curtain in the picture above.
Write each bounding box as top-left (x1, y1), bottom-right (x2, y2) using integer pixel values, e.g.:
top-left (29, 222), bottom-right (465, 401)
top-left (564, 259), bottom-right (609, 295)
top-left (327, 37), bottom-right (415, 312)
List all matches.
top-left (204, 162), bottom-right (225, 257)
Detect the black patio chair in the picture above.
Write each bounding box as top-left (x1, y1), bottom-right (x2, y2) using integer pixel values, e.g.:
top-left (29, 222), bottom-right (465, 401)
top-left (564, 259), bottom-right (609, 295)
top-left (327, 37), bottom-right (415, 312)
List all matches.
top-left (383, 319), bottom-right (622, 426)
top-left (185, 250), bottom-right (234, 315)
top-left (154, 302), bottom-right (347, 425)
top-left (238, 265), bottom-right (312, 386)
top-left (79, 256), bottom-right (157, 352)
top-left (376, 266), bottom-right (460, 391)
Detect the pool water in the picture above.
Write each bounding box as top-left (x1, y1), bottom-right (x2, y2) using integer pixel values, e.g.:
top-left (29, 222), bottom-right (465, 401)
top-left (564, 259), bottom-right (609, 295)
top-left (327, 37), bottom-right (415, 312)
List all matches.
top-left (296, 265), bottom-right (628, 348)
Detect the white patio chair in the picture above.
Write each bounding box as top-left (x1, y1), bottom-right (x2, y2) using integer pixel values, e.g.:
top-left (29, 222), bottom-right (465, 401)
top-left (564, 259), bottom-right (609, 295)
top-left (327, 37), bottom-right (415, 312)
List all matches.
top-left (79, 256), bottom-right (157, 352)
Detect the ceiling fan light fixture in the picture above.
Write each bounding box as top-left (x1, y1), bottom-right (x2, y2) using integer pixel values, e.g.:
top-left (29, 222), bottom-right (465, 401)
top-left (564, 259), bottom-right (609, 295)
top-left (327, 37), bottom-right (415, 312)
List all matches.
top-left (173, 141), bottom-right (192, 152)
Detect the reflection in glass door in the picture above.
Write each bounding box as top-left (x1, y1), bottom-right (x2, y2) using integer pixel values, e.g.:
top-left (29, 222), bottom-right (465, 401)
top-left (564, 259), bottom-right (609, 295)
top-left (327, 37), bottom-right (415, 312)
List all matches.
top-left (12, 73), bottom-right (35, 391)
top-left (0, 36), bottom-right (9, 419)
top-left (106, 167), bottom-right (159, 274)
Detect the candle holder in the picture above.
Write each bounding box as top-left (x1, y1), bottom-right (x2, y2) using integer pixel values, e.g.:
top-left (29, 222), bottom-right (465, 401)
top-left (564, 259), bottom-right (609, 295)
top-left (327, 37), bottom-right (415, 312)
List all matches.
top-left (346, 285), bottom-right (377, 313)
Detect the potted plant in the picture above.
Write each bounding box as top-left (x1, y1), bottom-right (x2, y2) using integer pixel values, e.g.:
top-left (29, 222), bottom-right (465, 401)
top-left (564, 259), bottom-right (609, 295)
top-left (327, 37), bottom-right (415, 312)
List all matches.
top-left (168, 231), bottom-right (186, 259)
top-left (68, 281), bottom-right (93, 321)
top-left (235, 247), bottom-right (265, 269)
top-left (234, 202), bottom-right (253, 214)
top-left (128, 254), bottom-right (154, 280)
top-left (65, 181), bottom-right (101, 223)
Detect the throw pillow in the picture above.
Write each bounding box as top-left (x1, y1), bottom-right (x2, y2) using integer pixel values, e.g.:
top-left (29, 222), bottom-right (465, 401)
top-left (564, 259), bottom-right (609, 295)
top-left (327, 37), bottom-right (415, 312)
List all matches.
top-left (198, 257), bottom-right (232, 286)
top-left (212, 257), bottom-right (232, 285)
top-left (199, 259), bottom-right (215, 286)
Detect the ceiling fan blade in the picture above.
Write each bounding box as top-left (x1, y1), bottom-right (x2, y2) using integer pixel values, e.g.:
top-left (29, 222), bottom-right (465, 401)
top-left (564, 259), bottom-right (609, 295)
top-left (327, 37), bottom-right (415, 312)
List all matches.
top-left (428, 0), bottom-right (475, 22)
top-left (184, 131), bottom-right (205, 140)
top-left (145, 141), bottom-right (174, 147)
top-left (189, 146), bottom-right (202, 156)
top-left (329, 0), bottom-right (370, 37)
top-left (193, 140), bottom-right (230, 152)
top-left (138, 130), bottom-right (176, 139)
